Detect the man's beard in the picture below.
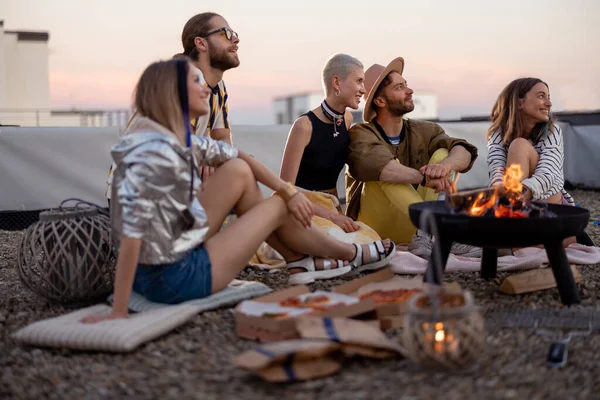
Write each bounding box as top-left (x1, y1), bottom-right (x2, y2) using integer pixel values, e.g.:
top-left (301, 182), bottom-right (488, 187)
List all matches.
top-left (208, 46), bottom-right (240, 71)
top-left (386, 98), bottom-right (414, 116)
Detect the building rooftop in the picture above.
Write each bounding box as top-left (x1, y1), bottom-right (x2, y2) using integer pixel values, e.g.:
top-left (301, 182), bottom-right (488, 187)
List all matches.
top-left (4, 30), bottom-right (50, 42)
top-left (431, 110), bottom-right (600, 126)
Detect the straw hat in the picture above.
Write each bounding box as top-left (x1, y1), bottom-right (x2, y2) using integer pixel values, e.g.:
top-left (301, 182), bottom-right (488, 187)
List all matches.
top-left (362, 57), bottom-right (405, 122)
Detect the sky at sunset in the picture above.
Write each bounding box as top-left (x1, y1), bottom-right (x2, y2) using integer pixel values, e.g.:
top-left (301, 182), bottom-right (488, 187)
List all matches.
top-left (2, 0), bottom-right (600, 124)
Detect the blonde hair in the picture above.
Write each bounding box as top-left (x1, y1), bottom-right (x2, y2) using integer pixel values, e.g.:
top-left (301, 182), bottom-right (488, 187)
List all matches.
top-left (322, 53), bottom-right (363, 95)
top-left (134, 58), bottom-right (192, 138)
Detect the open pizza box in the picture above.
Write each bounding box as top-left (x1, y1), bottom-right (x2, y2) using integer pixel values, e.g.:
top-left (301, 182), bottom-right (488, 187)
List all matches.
top-left (332, 268), bottom-right (462, 330)
top-left (234, 284), bottom-right (379, 342)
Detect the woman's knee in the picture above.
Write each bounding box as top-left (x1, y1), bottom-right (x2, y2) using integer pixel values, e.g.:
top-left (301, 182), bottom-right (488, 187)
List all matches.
top-left (508, 138), bottom-right (534, 154)
top-left (222, 158), bottom-right (254, 184)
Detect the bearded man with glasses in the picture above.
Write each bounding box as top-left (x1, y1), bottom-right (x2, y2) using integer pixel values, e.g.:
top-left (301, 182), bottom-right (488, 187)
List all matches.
top-left (105, 12), bottom-right (241, 205)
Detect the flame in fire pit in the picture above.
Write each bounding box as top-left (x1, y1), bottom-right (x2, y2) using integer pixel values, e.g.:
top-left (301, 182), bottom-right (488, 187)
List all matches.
top-left (467, 164), bottom-right (527, 217)
top-left (450, 164), bottom-right (543, 218)
top-left (502, 164), bottom-right (523, 196)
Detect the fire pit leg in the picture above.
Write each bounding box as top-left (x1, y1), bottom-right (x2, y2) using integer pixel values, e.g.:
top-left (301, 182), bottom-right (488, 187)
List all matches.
top-left (480, 248), bottom-right (498, 280)
top-left (424, 236), bottom-right (453, 285)
top-left (544, 241), bottom-right (581, 306)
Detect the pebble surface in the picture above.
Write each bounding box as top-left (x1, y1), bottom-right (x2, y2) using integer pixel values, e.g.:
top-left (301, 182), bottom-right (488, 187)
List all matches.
top-left (1, 189), bottom-right (600, 399)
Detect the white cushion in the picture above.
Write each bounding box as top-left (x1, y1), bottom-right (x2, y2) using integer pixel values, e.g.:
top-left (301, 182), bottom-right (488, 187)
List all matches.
top-left (12, 304), bottom-right (199, 353)
top-left (13, 279), bottom-right (272, 352)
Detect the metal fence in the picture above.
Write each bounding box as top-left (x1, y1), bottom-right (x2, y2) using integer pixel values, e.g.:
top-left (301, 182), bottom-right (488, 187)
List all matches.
top-left (0, 108), bottom-right (132, 127)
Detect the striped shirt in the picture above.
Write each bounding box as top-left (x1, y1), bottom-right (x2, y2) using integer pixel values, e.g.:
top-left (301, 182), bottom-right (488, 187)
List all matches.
top-left (191, 80), bottom-right (230, 137)
top-left (487, 123), bottom-right (574, 205)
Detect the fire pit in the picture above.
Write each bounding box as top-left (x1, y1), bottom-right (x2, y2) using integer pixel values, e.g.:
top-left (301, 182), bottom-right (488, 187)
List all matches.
top-left (408, 166), bottom-right (589, 305)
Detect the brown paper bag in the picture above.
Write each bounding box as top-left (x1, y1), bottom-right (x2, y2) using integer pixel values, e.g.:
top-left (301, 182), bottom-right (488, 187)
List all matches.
top-left (256, 357), bottom-right (342, 382)
top-left (233, 339), bottom-right (342, 382)
top-left (295, 317), bottom-right (406, 359)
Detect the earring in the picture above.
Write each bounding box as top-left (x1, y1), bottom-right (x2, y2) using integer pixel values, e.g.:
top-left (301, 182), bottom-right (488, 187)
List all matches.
top-left (335, 90), bottom-right (340, 97)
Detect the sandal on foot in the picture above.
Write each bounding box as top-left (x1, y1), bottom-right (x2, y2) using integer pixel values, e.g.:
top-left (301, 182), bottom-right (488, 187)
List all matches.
top-left (286, 256), bottom-right (352, 285)
top-left (345, 240), bottom-right (396, 278)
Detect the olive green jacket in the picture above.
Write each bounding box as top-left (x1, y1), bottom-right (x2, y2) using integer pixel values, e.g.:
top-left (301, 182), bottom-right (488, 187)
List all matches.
top-left (345, 119), bottom-right (478, 220)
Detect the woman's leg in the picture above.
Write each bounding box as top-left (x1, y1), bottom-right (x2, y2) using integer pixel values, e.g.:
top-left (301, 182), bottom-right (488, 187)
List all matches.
top-left (198, 159), bottom-right (344, 262)
top-left (199, 159), bottom-right (392, 291)
top-left (507, 138), bottom-right (572, 246)
top-left (506, 138), bottom-right (562, 203)
top-left (204, 195), bottom-right (290, 292)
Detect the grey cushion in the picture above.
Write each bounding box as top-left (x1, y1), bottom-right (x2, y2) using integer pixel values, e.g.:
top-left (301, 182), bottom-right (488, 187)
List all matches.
top-left (111, 279), bottom-right (272, 313)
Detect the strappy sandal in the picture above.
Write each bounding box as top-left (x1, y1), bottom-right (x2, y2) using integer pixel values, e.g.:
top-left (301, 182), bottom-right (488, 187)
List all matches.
top-left (286, 256), bottom-right (352, 285)
top-left (345, 240), bottom-right (396, 277)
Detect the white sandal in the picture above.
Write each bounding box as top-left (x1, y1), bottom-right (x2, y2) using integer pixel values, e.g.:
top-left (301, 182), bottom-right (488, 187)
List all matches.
top-left (286, 256), bottom-right (352, 285)
top-left (345, 240), bottom-right (396, 278)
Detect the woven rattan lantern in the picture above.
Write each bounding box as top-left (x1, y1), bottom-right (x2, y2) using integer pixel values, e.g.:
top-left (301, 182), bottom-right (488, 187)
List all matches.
top-left (402, 289), bottom-right (485, 369)
top-left (17, 199), bottom-right (116, 307)
top-left (401, 208), bottom-right (485, 369)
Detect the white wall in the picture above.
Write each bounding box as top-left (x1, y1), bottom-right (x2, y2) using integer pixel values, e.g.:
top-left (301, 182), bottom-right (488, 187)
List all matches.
top-left (273, 94), bottom-right (316, 124)
top-left (3, 33), bottom-right (50, 110)
top-left (0, 24), bottom-right (7, 109)
top-left (354, 93), bottom-right (438, 120)
top-left (411, 93), bottom-right (438, 119)
top-left (275, 92), bottom-right (438, 124)
top-left (1, 122), bottom-right (598, 211)
top-left (291, 95), bottom-right (309, 120)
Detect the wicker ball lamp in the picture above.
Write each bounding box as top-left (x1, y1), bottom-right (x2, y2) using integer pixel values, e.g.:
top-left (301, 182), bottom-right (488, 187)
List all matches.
top-left (402, 209), bottom-right (486, 369)
top-left (403, 289), bottom-right (485, 369)
top-left (17, 199), bottom-right (116, 307)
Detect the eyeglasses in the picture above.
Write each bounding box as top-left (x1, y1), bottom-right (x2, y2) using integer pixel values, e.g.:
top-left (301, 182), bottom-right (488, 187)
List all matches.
top-left (201, 27), bottom-right (239, 41)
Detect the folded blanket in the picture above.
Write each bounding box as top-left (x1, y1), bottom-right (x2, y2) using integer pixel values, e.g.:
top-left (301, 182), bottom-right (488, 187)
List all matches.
top-left (391, 244), bottom-right (600, 275)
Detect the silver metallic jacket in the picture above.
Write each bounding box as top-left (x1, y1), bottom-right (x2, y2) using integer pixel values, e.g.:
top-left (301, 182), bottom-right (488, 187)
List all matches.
top-left (110, 116), bottom-right (238, 264)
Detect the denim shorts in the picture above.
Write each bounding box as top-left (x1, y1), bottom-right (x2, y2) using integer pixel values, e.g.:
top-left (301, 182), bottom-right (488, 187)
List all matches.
top-left (133, 245), bottom-right (212, 304)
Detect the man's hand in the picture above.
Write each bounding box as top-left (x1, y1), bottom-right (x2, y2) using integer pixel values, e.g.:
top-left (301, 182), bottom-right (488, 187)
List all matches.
top-left (199, 165), bottom-right (215, 182)
top-left (426, 177), bottom-right (454, 193)
top-left (331, 213), bottom-right (360, 233)
top-left (420, 163), bottom-right (453, 180)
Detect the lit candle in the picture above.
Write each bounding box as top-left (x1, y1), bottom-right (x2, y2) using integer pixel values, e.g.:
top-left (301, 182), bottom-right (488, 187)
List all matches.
top-left (434, 322), bottom-right (445, 353)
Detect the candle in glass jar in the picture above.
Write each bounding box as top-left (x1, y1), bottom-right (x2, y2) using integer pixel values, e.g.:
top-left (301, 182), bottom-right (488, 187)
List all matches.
top-left (434, 322), bottom-right (445, 353)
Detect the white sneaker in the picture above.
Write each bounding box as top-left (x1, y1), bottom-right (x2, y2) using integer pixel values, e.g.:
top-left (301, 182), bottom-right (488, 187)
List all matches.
top-left (450, 243), bottom-right (482, 258)
top-left (408, 233), bottom-right (433, 259)
top-left (408, 234), bottom-right (483, 259)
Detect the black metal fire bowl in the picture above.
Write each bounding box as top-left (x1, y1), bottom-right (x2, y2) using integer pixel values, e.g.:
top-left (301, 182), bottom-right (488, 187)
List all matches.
top-left (408, 200), bottom-right (590, 306)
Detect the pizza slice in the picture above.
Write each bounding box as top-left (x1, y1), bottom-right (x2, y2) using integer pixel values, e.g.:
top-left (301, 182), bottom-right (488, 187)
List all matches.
top-left (359, 288), bottom-right (421, 304)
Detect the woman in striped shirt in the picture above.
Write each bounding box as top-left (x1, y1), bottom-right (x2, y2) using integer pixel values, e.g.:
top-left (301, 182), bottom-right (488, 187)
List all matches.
top-left (486, 77), bottom-right (574, 206)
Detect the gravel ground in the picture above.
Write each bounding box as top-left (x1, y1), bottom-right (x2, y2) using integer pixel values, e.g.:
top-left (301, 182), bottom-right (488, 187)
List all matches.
top-left (1, 189), bottom-right (600, 400)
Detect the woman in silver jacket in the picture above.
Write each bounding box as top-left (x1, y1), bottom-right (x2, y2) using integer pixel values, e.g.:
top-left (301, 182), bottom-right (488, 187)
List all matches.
top-left (83, 58), bottom-right (395, 322)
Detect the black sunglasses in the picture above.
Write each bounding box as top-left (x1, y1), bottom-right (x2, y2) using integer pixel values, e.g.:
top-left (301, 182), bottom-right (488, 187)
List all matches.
top-left (201, 27), bottom-right (239, 41)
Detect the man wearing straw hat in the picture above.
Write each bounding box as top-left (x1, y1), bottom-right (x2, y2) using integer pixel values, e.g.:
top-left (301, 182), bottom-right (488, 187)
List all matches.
top-left (345, 57), bottom-right (480, 258)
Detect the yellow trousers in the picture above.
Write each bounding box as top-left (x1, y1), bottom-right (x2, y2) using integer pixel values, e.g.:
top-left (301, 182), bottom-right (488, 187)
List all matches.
top-left (357, 149), bottom-right (449, 244)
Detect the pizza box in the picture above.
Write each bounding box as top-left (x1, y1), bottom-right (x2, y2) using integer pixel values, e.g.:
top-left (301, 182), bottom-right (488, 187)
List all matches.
top-left (332, 268), bottom-right (462, 329)
top-left (234, 284), bottom-right (378, 342)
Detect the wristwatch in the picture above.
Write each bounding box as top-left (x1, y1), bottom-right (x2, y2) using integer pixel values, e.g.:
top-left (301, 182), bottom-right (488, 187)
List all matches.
top-left (420, 174), bottom-right (427, 186)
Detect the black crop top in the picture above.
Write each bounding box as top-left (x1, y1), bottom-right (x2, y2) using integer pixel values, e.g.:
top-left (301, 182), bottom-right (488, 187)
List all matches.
top-left (295, 111), bottom-right (350, 191)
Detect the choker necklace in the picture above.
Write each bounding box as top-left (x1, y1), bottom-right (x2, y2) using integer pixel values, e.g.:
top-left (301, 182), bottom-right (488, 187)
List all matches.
top-left (321, 100), bottom-right (344, 138)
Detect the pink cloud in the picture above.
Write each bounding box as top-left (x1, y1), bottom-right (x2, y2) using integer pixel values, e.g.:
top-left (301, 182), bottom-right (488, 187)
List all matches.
top-left (49, 70), bottom-right (137, 109)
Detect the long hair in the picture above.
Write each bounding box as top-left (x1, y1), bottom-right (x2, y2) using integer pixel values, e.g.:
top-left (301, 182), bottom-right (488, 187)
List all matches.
top-left (486, 77), bottom-right (555, 145)
top-left (134, 58), bottom-right (192, 140)
top-left (180, 12), bottom-right (220, 61)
